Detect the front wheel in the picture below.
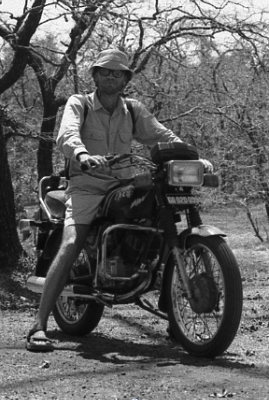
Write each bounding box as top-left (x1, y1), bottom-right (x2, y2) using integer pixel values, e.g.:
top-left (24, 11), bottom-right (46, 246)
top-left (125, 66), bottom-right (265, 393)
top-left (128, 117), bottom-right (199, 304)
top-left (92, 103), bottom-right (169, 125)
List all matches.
top-left (53, 249), bottom-right (104, 336)
top-left (164, 236), bottom-right (242, 358)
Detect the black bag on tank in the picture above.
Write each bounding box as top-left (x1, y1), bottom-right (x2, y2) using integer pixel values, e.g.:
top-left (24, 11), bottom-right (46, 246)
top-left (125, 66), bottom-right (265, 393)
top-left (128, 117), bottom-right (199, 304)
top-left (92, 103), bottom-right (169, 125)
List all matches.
top-left (150, 142), bottom-right (199, 165)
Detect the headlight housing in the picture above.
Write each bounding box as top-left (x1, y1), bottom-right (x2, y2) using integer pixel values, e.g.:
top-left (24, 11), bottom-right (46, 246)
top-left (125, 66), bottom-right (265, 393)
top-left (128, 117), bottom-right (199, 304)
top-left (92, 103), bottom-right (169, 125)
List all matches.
top-left (166, 160), bottom-right (204, 187)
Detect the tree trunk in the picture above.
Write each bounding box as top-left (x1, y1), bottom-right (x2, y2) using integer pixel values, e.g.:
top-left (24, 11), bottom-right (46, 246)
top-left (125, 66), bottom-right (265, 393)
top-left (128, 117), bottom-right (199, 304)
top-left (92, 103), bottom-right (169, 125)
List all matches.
top-left (37, 103), bottom-right (59, 180)
top-left (0, 116), bottom-right (23, 269)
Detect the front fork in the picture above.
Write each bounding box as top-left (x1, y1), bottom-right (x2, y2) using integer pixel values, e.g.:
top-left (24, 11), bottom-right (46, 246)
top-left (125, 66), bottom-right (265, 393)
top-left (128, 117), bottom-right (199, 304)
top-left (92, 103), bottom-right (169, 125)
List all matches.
top-left (170, 246), bottom-right (193, 300)
top-left (159, 206), bottom-right (193, 300)
top-left (158, 190), bottom-right (227, 312)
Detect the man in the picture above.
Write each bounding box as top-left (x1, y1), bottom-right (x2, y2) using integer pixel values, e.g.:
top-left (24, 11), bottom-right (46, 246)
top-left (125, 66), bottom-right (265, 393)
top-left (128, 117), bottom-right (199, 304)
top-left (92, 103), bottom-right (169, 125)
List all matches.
top-left (26, 49), bottom-right (212, 351)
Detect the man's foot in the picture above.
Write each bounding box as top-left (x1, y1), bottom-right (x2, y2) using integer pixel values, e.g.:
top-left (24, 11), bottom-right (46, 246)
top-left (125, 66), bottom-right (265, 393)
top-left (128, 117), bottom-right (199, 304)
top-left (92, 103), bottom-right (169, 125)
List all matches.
top-left (26, 329), bottom-right (54, 352)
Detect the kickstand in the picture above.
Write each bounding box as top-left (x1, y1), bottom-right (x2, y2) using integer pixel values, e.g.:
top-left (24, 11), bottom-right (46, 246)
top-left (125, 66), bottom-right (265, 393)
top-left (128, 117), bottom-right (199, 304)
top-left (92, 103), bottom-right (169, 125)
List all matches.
top-left (135, 297), bottom-right (169, 321)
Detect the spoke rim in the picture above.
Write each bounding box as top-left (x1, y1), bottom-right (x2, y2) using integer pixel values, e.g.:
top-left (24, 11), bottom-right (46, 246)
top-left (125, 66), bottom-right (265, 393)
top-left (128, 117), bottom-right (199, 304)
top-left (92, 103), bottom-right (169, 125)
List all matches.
top-left (172, 243), bottom-right (225, 344)
top-left (56, 249), bottom-right (90, 324)
top-left (56, 297), bottom-right (88, 324)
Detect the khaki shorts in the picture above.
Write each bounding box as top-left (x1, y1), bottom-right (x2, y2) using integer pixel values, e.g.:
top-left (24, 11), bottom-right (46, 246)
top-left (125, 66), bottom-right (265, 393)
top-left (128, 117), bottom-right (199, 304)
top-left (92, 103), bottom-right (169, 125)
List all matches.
top-left (64, 174), bottom-right (119, 227)
top-left (64, 193), bottom-right (104, 227)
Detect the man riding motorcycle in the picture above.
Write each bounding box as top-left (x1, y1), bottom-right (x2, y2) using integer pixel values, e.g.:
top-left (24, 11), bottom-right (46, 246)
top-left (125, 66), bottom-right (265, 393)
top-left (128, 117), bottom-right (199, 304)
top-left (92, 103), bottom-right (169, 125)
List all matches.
top-left (26, 48), bottom-right (212, 351)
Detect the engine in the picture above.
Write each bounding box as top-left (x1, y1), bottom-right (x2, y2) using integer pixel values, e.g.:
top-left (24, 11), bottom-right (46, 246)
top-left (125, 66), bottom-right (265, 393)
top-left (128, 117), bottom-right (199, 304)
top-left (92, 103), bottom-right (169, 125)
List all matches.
top-left (96, 227), bottom-right (162, 289)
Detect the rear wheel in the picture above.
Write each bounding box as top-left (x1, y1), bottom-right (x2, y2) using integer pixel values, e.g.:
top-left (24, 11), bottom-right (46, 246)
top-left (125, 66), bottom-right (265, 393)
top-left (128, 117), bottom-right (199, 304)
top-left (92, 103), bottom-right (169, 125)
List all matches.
top-left (53, 249), bottom-right (104, 336)
top-left (164, 236), bottom-right (242, 358)
top-left (53, 298), bottom-right (104, 336)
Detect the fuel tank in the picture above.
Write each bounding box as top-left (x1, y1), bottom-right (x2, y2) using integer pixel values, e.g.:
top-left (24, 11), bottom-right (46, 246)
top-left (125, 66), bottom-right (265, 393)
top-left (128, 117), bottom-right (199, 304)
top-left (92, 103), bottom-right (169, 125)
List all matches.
top-left (101, 185), bottom-right (156, 220)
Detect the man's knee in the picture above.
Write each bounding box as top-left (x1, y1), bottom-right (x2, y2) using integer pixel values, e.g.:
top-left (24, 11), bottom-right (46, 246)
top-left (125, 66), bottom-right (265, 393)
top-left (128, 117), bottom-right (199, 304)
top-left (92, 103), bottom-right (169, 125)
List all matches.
top-left (61, 224), bottom-right (89, 252)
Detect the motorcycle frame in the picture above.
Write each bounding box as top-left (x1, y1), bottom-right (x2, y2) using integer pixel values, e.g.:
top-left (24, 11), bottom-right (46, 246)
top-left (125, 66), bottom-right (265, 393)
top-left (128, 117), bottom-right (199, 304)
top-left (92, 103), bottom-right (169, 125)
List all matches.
top-left (24, 163), bottom-right (225, 310)
top-left (95, 223), bottom-right (164, 286)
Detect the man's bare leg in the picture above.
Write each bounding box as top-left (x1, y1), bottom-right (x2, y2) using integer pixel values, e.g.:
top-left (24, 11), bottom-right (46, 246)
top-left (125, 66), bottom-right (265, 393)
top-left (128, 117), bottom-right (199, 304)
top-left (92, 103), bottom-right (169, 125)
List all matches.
top-left (30, 224), bottom-right (89, 333)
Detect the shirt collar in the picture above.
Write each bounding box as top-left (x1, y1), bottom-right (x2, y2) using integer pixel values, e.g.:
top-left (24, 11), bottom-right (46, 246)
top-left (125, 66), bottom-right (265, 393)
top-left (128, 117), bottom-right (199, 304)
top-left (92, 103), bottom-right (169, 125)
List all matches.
top-left (92, 90), bottom-right (103, 111)
top-left (92, 90), bottom-right (127, 113)
top-left (120, 96), bottom-right (129, 114)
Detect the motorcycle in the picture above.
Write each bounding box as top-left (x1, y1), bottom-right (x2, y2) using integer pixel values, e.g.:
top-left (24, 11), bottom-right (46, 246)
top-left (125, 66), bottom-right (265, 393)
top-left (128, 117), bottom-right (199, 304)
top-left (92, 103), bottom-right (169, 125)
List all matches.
top-left (19, 142), bottom-right (243, 358)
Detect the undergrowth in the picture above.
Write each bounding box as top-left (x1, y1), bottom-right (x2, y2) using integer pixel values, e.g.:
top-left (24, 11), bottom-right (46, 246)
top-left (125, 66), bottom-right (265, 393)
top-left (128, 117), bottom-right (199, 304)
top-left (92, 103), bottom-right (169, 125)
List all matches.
top-left (0, 234), bottom-right (39, 310)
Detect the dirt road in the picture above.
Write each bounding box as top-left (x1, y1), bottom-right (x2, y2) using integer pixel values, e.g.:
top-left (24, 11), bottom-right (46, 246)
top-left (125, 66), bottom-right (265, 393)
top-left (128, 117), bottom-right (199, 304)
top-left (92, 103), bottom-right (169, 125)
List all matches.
top-left (1, 279), bottom-right (269, 400)
top-left (1, 208), bottom-right (269, 399)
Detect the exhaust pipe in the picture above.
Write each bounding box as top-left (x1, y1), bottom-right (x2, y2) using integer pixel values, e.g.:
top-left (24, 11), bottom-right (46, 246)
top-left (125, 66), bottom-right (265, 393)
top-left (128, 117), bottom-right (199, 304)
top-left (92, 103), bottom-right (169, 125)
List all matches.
top-left (27, 273), bottom-right (154, 306)
top-left (26, 276), bottom-right (95, 298)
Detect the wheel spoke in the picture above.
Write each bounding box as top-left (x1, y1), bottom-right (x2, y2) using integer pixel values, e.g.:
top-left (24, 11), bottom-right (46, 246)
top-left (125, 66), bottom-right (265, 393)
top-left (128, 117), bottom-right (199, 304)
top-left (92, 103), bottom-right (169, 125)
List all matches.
top-left (165, 236), bottom-right (242, 357)
top-left (171, 242), bottom-right (225, 344)
top-left (56, 248), bottom-right (90, 324)
top-left (57, 297), bottom-right (88, 324)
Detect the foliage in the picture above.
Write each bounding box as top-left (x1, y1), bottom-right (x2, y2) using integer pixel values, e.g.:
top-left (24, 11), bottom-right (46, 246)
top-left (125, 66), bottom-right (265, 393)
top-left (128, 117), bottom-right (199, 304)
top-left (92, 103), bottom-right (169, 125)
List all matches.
top-left (1, 0), bottom-right (269, 261)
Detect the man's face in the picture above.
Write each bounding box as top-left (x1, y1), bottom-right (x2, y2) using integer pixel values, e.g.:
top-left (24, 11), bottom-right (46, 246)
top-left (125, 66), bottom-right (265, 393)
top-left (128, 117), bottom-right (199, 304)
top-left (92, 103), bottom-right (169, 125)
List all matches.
top-left (94, 67), bottom-right (127, 95)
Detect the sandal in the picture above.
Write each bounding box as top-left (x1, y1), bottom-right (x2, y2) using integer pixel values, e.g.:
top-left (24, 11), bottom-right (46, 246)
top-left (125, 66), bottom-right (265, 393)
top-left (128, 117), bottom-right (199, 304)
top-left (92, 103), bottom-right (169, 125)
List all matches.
top-left (26, 327), bottom-right (54, 352)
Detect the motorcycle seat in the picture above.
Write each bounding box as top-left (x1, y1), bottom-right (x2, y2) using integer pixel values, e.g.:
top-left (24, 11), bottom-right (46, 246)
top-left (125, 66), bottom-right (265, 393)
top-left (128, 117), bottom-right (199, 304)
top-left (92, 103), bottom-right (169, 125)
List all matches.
top-left (45, 190), bottom-right (67, 219)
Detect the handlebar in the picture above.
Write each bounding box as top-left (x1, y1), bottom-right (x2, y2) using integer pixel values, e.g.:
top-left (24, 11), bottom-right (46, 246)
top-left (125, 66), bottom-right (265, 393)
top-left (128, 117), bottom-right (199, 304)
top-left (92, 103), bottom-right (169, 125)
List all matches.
top-left (80, 154), bottom-right (122, 171)
top-left (80, 154), bottom-right (218, 187)
top-left (80, 153), bottom-right (155, 172)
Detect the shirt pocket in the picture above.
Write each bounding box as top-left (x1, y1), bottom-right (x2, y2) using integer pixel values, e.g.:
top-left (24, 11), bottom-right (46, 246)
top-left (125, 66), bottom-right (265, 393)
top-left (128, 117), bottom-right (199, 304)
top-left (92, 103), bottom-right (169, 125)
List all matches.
top-left (119, 130), bottom-right (132, 144)
top-left (83, 128), bottom-right (104, 141)
top-left (113, 130), bottom-right (132, 153)
top-left (81, 128), bottom-right (106, 155)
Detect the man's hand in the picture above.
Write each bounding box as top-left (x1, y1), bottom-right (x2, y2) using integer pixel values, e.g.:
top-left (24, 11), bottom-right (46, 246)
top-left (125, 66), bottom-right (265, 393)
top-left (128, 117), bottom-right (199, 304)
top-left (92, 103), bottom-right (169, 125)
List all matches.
top-left (199, 158), bottom-right (213, 174)
top-left (78, 153), bottom-right (110, 170)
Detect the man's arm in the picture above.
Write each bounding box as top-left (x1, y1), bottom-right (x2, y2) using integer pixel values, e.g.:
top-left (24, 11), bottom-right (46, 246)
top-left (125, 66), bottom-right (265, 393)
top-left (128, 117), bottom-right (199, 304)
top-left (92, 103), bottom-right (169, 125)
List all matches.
top-left (130, 101), bottom-right (213, 172)
top-left (56, 94), bottom-right (89, 161)
top-left (130, 101), bottom-right (182, 147)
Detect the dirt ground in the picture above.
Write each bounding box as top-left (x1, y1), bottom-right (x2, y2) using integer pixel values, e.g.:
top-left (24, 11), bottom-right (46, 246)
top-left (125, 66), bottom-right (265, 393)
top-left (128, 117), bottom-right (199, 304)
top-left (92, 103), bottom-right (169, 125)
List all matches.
top-left (1, 207), bottom-right (269, 400)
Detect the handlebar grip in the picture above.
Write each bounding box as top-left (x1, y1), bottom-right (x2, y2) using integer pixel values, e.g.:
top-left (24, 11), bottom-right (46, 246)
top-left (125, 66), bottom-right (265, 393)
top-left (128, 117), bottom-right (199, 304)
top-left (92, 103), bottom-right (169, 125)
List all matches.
top-left (80, 154), bottom-right (125, 172)
top-left (80, 164), bottom-right (88, 171)
top-left (203, 173), bottom-right (219, 188)
top-left (105, 154), bottom-right (115, 161)
top-left (80, 163), bottom-right (97, 171)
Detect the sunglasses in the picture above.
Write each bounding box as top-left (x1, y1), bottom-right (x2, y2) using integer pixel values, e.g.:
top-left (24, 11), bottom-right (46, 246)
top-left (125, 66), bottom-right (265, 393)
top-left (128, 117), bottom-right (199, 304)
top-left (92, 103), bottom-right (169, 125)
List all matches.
top-left (98, 68), bottom-right (124, 78)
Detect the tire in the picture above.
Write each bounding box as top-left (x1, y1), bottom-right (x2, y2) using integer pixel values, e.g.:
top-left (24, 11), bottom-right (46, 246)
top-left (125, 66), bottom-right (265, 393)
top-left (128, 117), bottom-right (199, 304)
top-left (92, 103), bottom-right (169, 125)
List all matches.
top-left (53, 249), bottom-right (104, 336)
top-left (164, 236), bottom-right (242, 358)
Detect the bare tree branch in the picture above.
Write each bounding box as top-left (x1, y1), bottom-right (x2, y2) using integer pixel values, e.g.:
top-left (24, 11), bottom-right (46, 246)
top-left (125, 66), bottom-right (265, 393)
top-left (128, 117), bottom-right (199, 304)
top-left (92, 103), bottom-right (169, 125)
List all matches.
top-left (0, 0), bottom-right (47, 94)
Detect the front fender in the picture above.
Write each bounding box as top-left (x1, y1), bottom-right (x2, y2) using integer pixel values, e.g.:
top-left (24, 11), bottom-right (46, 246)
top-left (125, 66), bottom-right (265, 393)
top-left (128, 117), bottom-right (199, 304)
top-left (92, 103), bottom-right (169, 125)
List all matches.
top-left (177, 224), bottom-right (226, 249)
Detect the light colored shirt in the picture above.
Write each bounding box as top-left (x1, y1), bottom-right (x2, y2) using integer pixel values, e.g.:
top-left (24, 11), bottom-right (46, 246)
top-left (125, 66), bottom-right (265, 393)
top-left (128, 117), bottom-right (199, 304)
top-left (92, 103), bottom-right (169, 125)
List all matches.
top-left (57, 90), bottom-right (181, 187)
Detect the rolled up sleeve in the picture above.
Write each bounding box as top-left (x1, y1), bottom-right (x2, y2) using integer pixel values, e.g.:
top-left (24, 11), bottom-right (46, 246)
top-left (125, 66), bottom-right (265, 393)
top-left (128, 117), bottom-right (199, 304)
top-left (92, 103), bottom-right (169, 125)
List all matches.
top-left (132, 103), bottom-right (182, 147)
top-left (56, 95), bottom-right (89, 161)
